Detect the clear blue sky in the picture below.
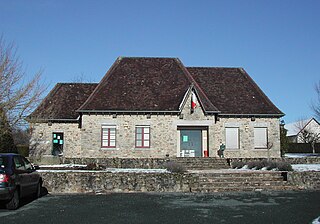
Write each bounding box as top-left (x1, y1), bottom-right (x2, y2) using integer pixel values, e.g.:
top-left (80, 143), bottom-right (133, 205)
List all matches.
top-left (1, 0), bottom-right (319, 123)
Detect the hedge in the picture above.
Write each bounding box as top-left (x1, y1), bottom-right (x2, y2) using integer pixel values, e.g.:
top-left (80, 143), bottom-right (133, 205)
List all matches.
top-left (287, 143), bottom-right (320, 153)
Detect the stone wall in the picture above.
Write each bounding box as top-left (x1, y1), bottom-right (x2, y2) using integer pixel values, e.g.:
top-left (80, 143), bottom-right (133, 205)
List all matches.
top-left (62, 157), bottom-right (230, 169)
top-left (40, 172), bottom-right (195, 194)
top-left (287, 172), bottom-right (320, 190)
top-left (29, 122), bottom-right (81, 158)
top-left (30, 93), bottom-right (282, 159)
top-left (213, 117), bottom-right (281, 158)
top-left (39, 170), bottom-right (319, 194)
top-left (230, 157), bottom-right (320, 165)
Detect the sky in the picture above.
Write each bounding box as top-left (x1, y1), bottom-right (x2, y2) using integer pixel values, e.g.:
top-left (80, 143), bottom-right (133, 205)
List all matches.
top-left (0, 0), bottom-right (319, 124)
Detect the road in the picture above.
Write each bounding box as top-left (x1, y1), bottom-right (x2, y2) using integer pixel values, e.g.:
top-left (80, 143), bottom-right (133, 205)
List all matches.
top-left (0, 191), bottom-right (319, 224)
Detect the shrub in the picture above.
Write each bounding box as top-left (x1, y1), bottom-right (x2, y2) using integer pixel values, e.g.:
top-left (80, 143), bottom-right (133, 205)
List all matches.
top-left (232, 160), bottom-right (293, 171)
top-left (266, 161), bottom-right (278, 170)
top-left (164, 161), bottom-right (186, 173)
top-left (231, 160), bottom-right (245, 169)
top-left (276, 161), bottom-right (293, 171)
top-left (247, 160), bottom-right (263, 169)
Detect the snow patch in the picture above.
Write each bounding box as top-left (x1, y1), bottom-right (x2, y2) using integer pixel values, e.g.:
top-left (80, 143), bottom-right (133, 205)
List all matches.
top-left (39, 164), bottom-right (87, 168)
top-left (312, 216), bottom-right (320, 224)
top-left (284, 153), bottom-right (320, 158)
top-left (38, 168), bottom-right (170, 173)
top-left (292, 164), bottom-right (320, 172)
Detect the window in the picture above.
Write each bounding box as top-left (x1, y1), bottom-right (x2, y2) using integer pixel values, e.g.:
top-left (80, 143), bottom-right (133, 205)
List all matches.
top-left (225, 127), bottom-right (239, 149)
top-left (22, 157), bottom-right (33, 170)
top-left (101, 126), bottom-right (116, 148)
top-left (14, 156), bottom-right (26, 171)
top-left (254, 127), bottom-right (268, 149)
top-left (135, 126), bottom-right (150, 148)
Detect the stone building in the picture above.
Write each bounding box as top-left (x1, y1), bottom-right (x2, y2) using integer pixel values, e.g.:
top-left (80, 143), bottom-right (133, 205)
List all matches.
top-left (28, 57), bottom-right (284, 159)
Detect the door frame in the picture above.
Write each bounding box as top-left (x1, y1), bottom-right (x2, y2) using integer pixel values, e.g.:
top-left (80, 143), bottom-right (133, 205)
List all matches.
top-left (177, 126), bottom-right (208, 157)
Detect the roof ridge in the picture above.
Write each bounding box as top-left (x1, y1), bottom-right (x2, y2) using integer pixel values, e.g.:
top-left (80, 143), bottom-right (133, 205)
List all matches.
top-left (57, 82), bottom-right (98, 85)
top-left (118, 56), bottom-right (178, 60)
top-left (186, 66), bottom-right (242, 69)
top-left (78, 58), bottom-right (122, 111)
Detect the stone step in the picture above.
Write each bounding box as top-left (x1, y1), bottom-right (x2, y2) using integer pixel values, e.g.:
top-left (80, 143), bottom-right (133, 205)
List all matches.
top-left (191, 185), bottom-right (296, 193)
top-left (198, 176), bottom-right (284, 183)
top-left (196, 171), bottom-right (285, 178)
top-left (198, 180), bottom-right (288, 188)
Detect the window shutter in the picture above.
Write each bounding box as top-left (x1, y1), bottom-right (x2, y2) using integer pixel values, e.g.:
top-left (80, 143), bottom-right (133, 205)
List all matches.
top-left (254, 128), bottom-right (267, 148)
top-left (226, 128), bottom-right (239, 149)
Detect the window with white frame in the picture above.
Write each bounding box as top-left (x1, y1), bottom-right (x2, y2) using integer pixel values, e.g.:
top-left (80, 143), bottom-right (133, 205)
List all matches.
top-left (254, 127), bottom-right (268, 149)
top-left (101, 125), bottom-right (116, 148)
top-left (225, 127), bottom-right (239, 149)
top-left (135, 126), bottom-right (150, 148)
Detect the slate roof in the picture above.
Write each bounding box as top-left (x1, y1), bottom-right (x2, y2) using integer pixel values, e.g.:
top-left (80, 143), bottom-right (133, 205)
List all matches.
top-left (79, 57), bottom-right (194, 112)
top-left (187, 67), bottom-right (284, 115)
top-left (29, 83), bottom-right (98, 121)
top-left (31, 57), bottom-right (284, 120)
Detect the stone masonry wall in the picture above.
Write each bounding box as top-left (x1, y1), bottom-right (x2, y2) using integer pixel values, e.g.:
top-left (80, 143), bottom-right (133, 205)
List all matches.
top-left (287, 172), bottom-right (320, 190)
top-left (213, 117), bottom-right (281, 158)
top-left (39, 170), bottom-right (320, 194)
top-left (40, 172), bottom-right (195, 194)
top-left (30, 91), bottom-right (282, 159)
top-left (29, 122), bottom-right (81, 158)
top-left (77, 91), bottom-right (281, 158)
top-left (79, 91), bottom-right (212, 158)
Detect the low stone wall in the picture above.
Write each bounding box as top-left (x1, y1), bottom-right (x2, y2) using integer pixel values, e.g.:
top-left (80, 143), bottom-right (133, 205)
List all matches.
top-left (62, 157), bottom-right (170, 169)
top-left (61, 157), bottom-right (320, 170)
top-left (40, 171), bottom-right (195, 194)
top-left (287, 172), bottom-right (320, 190)
top-left (61, 157), bottom-right (230, 169)
top-left (39, 170), bottom-right (319, 194)
top-left (230, 157), bottom-right (320, 165)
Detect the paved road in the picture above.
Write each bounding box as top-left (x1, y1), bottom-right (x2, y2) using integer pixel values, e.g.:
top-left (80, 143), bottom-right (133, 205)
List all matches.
top-left (0, 191), bottom-right (319, 224)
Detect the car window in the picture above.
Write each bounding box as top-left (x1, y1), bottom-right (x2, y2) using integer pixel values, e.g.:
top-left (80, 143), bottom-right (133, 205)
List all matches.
top-left (22, 157), bottom-right (33, 170)
top-left (14, 156), bottom-right (26, 171)
top-left (0, 157), bottom-right (7, 169)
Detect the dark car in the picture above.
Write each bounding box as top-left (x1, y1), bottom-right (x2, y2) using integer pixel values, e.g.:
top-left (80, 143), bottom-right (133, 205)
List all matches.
top-left (0, 153), bottom-right (42, 210)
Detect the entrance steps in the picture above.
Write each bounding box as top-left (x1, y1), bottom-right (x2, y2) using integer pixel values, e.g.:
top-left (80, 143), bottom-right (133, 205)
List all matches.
top-left (173, 158), bottom-right (230, 170)
top-left (190, 171), bottom-right (295, 192)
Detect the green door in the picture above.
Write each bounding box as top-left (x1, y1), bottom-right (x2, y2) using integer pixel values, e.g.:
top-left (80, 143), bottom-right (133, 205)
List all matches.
top-left (180, 130), bottom-right (202, 157)
top-left (52, 132), bottom-right (64, 156)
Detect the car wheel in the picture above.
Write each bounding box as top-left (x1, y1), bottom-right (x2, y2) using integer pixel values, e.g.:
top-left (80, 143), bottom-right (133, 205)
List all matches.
top-left (6, 189), bottom-right (19, 210)
top-left (35, 182), bottom-right (42, 199)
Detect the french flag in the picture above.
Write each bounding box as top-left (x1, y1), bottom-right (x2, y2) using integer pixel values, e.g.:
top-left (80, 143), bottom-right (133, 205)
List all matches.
top-left (191, 92), bottom-right (197, 112)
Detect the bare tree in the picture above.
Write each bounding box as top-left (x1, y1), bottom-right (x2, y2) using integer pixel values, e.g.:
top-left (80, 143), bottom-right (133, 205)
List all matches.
top-left (295, 119), bottom-right (320, 154)
top-left (312, 81), bottom-right (320, 121)
top-left (0, 36), bottom-right (46, 152)
top-left (0, 36), bottom-right (46, 128)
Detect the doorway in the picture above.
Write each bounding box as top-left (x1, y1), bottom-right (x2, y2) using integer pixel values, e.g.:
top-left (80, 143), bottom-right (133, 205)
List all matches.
top-left (52, 132), bottom-right (64, 156)
top-left (180, 129), bottom-right (202, 157)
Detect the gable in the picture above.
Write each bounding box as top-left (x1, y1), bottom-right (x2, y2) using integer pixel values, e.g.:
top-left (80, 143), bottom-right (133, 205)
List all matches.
top-left (187, 67), bottom-right (284, 116)
top-left (31, 57), bottom-right (284, 120)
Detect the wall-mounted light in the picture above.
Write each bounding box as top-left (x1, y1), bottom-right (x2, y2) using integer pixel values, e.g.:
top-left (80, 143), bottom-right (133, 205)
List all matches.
top-left (112, 114), bottom-right (117, 118)
top-left (146, 114), bottom-right (151, 119)
top-left (48, 122), bottom-right (52, 126)
top-left (251, 117), bottom-right (255, 121)
top-left (179, 114), bottom-right (184, 119)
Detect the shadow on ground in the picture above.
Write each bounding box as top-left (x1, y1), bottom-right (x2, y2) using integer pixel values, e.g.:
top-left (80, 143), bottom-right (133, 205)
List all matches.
top-left (0, 186), bottom-right (48, 209)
